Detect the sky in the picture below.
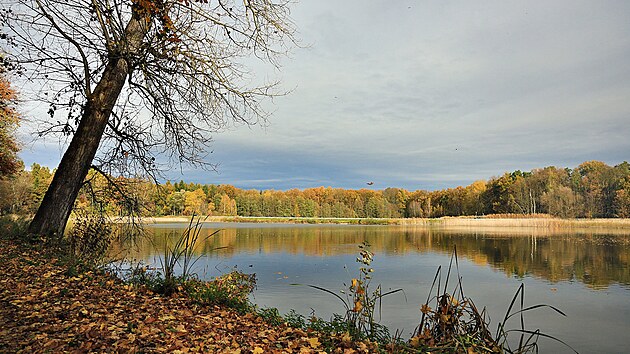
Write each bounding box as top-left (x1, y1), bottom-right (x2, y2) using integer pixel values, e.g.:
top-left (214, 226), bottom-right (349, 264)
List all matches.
top-left (18, 0), bottom-right (630, 191)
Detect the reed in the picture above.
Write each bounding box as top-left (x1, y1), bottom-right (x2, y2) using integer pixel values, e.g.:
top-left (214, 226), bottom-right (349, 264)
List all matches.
top-left (144, 215), bottom-right (630, 232)
top-left (301, 241), bottom-right (404, 343)
top-left (412, 247), bottom-right (576, 353)
top-left (153, 215), bottom-right (222, 295)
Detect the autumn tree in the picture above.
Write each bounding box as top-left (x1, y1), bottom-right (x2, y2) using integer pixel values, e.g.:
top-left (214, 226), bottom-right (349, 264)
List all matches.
top-left (2, 0), bottom-right (296, 237)
top-left (0, 63), bottom-right (20, 178)
top-left (613, 181), bottom-right (630, 218)
top-left (540, 185), bottom-right (583, 218)
top-left (183, 188), bottom-right (208, 215)
top-left (574, 161), bottom-right (616, 217)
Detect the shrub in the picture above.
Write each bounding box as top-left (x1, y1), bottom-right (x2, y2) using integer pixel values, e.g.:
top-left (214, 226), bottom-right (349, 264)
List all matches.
top-left (186, 270), bottom-right (257, 313)
top-left (67, 210), bottom-right (113, 265)
top-left (0, 215), bottom-right (29, 240)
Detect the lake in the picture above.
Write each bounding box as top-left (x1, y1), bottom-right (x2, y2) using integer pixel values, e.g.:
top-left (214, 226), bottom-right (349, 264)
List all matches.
top-left (114, 222), bottom-right (630, 353)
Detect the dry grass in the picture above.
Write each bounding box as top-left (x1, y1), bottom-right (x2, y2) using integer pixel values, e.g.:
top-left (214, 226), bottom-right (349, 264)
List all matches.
top-left (133, 215), bottom-right (630, 234)
top-left (401, 215), bottom-right (630, 232)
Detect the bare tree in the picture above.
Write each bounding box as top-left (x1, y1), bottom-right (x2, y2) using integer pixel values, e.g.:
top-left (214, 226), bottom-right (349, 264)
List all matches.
top-left (1, 0), bottom-right (296, 238)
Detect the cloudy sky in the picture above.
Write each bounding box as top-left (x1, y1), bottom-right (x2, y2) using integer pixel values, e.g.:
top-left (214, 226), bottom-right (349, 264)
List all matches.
top-left (19, 1), bottom-right (630, 191)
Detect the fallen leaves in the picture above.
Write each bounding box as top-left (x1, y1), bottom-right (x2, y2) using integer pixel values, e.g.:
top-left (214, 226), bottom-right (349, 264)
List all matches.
top-left (0, 239), bottom-right (382, 353)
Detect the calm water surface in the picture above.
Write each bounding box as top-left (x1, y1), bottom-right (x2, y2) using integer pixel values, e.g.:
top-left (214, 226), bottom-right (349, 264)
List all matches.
top-left (116, 223), bottom-right (630, 353)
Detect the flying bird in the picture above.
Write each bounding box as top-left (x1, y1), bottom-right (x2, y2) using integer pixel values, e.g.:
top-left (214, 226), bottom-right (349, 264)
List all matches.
top-left (366, 182), bottom-right (374, 186)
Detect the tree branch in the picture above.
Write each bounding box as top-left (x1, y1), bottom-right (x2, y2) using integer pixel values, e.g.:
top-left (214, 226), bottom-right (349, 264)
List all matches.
top-left (34, 0), bottom-right (92, 97)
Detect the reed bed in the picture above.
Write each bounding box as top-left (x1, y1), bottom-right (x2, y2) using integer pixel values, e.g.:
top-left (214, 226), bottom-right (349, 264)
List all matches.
top-left (132, 214), bottom-right (630, 233)
top-left (439, 216), bottom-right (630, 227)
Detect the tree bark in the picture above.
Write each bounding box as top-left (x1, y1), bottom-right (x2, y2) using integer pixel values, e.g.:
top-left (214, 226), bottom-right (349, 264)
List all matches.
top-left (27, 59), bottom-right (129, 238)
top-left (28, 13), bottom-right (149, 238)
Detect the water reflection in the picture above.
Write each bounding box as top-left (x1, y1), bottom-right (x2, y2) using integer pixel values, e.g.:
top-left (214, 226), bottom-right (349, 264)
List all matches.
top-left (112, 223), bottom-right (630, 353)
top-left (113, 223), bottom-right (630, 290)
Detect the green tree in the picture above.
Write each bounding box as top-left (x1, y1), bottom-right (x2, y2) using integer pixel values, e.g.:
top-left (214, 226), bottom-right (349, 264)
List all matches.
top-left (613, 184), bottom-right (630, 218)
top-left (481, 173), bottom-right (515, 214)
top-left (167, 190), bottom-right (186, 215)
top-left (541, 186), bottom-right (583, 218)
top-left (575, 161), bottom-right (613, 217)
top-left (29, 163), bottom-right (52, 212)
top-left (383, 187), bottom-right (407, 217)
top-left (406, 190), bottom-right (432, 218)
top-left (462, 180), bottom-right (486, 216)
top-left (0, 169), bottom-right (31, 214)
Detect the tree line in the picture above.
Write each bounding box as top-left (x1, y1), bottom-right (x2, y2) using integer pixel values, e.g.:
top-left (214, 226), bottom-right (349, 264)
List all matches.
top-left (1, 160), bottom-right (629, 219)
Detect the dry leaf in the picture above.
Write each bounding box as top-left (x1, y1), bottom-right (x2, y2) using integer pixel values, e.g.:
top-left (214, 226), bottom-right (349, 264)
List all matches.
top-left (307, 337), bottom-right (320, 348)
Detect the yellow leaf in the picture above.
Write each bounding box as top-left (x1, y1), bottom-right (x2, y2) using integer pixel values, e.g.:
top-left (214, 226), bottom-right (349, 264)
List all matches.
top-left (159, 314), bottom-right (176, 321)
top-left (353, 301), bottom-right (363, 312)
top-left (174, 324), bottom-right (186, 332)
top-left (252, 347), bottom-right (264, 354)
top-left (420, 304), bottom-right (431, 314)
top-left (410, 336), bottom-right (421, 348)
top-left (307, 337), bottom-right (320, 348)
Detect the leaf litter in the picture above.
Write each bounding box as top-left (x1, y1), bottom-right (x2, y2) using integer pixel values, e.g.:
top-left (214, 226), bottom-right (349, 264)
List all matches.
top-left (0, 239), bottom-right (378, 353)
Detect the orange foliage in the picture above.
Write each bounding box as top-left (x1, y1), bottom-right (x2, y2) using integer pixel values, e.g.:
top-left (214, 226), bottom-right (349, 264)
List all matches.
top-left (0, 73), bottom-right (20, 177)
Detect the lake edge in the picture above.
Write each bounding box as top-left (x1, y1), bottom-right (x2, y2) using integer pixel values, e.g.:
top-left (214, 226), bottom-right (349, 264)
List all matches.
top-left (117, 216), bottom-right (630, 233)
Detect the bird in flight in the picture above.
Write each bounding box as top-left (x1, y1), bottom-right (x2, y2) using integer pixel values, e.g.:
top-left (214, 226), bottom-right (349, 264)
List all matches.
top-left (366, 182), bottom-right (374, 186)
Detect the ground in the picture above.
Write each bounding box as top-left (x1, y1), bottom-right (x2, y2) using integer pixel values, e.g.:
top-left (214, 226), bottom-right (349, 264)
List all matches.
top-left (0, 239), bottom-right (377, 353)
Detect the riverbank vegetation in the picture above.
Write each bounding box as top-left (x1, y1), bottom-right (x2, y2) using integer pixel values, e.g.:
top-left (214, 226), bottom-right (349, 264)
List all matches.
top-left (0, 217), bottom-right (378, 352)
top-left (1, 160), bottom-right (629, 221)
top-left (1, 218), bottom-right (572, 353)
top-left (0, 237), bottom-right (356, 353)
top-left (0, 211), bottom-right (602, 353)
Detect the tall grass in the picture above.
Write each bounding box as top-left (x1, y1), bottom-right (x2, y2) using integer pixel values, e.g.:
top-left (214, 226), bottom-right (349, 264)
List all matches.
top-left (144, 216), bottom-right (258, 311)
top-left (67, 210), bottom-right (113, 266)
top-left (496, 283), bottom-right (576, 353)
top-left (305, 241), bottom-right (404, 343)
top-left (155, 215), bottom-right (221, 294)
top-left (412, 247), bottom-right (576, 353)
top-left (412, 247), bottom-right (498, 352)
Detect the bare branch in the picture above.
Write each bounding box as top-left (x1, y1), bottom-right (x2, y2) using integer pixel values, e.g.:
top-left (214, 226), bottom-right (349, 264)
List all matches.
top-left (3, 0), bottom-right (297, 178)
top-left (34, 0), bottom-right (93, 96)
top-left (90, 0), bottom-right (114, 52)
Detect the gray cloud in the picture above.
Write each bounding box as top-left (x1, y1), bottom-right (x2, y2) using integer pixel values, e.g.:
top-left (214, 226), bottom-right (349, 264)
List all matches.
top-left (19, 1), bottom-right (630, 190)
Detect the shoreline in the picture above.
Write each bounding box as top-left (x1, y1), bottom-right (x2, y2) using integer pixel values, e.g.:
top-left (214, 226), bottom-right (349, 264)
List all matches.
top-left (129, 215), bottom-right (630, 230)
top-left (0, 238), bottom-right (380, 353)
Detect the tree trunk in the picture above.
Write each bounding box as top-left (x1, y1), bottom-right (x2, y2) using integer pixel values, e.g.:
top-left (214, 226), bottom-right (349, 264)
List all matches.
top-left (28, 13), bottom-right (150, 239)
top-left (27, 58), bottom-right (130, 238)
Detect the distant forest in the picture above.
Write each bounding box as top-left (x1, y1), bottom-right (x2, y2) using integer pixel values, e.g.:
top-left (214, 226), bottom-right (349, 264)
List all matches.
top-left (1, 160), bottom-right (629, 219)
